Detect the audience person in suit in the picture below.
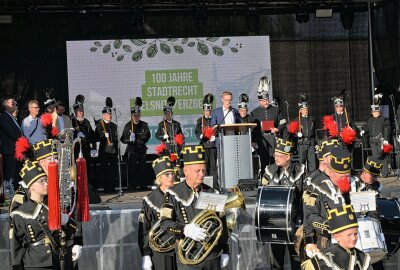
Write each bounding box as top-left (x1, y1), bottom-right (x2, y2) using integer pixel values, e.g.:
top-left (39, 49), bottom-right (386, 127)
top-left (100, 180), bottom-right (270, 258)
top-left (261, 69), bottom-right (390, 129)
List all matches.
top-left (0, 97), bottom-right (23, 195)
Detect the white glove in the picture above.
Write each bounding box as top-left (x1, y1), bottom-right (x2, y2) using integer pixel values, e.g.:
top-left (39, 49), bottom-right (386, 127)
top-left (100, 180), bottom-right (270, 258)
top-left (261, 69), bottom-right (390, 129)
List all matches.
top-left (184, 224), bottom-right (207, 242)
top-left (315, 145), bottom-right (319, 151)
top-left (104, 132), bottom-right (109, 138)
top-left (305, 244), bottom-right (318, 258)
top-left (210, 136), bottom-right (216, 142)
top-left (72, 245), bottom-right (83, 261)
top-left (297, 132), bottom-right (303, 138)
top-left (90, 150), bottom-right (97, 157)
top-left (200, 134), bottom-right (203, 139)
top-left (360, 130), bottom-right (365, 136)
top-left (251, 147), bottom-right (255, 153)
top-left (142, 255), bottom-right (152, 270)
top-left (163, 134), bottom-right (169, 140)
top-left (220, 254), bottom-right (229, 268)
top-left (383, 140), bottom-right (388, 145)
top-left (77, 132), bottom-right (85, 138)
top-left (397, 135), bottom-right (400, 143)
top-left (61, 213), bottom-right (69, 225)
top-left (129, 133), bottom-right (136, 142)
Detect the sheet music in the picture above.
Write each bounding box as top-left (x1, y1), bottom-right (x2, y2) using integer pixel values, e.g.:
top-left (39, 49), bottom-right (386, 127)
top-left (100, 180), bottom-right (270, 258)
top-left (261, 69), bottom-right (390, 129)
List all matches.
top-left (195, 192), bottom-right (228, 212)
top-left (350, 191), bottom-right (376, 213)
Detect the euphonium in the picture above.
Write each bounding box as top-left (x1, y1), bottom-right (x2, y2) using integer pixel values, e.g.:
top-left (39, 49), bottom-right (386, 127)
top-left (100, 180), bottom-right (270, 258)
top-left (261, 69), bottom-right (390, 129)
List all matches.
top-left (148, 220), bottom-right (177, 253)
top-left (178, 186), bottom-right (246, 265)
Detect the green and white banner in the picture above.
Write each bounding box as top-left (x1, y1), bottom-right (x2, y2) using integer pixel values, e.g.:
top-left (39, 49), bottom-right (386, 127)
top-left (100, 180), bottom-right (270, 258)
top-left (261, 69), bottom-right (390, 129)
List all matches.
top-left (67, 36), bottom-right (272, 153)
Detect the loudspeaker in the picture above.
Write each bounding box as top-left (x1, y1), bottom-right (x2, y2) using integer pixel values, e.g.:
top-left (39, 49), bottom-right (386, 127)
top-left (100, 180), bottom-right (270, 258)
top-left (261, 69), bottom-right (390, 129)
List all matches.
top-left (88, 184), bottom-right (102, 204)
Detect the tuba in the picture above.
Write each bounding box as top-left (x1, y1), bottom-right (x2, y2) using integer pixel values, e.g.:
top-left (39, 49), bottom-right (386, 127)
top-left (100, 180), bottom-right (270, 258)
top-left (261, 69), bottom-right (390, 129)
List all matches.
top-left (148, 219), bottom-right (178, 253)
top-left (178, 186), bottom-right (246, 265)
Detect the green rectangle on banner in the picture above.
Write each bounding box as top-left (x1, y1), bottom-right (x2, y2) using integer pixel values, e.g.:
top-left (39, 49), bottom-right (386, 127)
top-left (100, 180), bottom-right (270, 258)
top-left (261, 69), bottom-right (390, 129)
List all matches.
top-left (145, 69), bottom-right (198, 84)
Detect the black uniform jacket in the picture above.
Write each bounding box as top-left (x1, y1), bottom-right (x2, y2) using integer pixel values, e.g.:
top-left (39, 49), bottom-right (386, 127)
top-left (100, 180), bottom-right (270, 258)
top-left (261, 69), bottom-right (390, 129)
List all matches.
top-left (298, 115), bottom-right (316, 145)
top-left (364, 116), bottom-right (390, 140)
top-left (251, 105), bottom-right (286, 135)
top-left (159, 181), bottom-right (230, 261)
top-left (95, 120), bottom-right (118, 155)
top-left (120, 120), bottom-right (151, 153)
top-left (195, 116), bottom-right (215, 149)
top-left (301, 244), bottom-right (371, 270)
top-left (72, 117), bottom-right (96, 152)
top-left (138, 187), bottom-right (175, 257)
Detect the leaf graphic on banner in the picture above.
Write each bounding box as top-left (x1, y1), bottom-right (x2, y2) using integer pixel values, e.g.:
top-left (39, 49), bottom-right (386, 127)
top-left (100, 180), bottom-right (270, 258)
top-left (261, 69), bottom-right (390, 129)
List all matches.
top-left (168, 38), bottom-right (178, 42)
top-left (116, 55), bottom-right (124, 61)
top-left (147, 44), bottom-right (158, 58)
top-left (160, 42), bottom-right (171, 54)
top-left (132, 51), bottom-right (143, 62)
top-left (123, 45), bottom-right (132, 52)
top-left (113, 40), bottom-right (122, 49)
top-left (187, 42), bottom-right (195, 47)
top-left (222, 38), bottom-right (230, 46)
top-left (206, 37), bottom-right (219, 42)
top-left (90, 47), bottom-right (97, 52)
top-left (130, 39), bottom-right (147, 46)
top-left (181, 38), bottom-right (189, 44)
top-left (197, 42), bottom-right (209, 55)
top-left (174, 45), bottom-right (184, 54)
top-left (231, 47), bottom-right (238, 53)
top-left (212, 46), bottom-right (224, 56)
top-left (103, 44), bottom-right (111, 54)
top-left (94, 41), bottom-right (102, 47)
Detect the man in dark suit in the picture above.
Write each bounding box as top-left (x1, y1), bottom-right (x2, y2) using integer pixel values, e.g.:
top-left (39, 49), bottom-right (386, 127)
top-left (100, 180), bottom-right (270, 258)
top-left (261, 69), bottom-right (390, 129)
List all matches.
top-left (210, 91), bottom-right (240, 127)
top-left (0, 98), bottom-right (22, 195)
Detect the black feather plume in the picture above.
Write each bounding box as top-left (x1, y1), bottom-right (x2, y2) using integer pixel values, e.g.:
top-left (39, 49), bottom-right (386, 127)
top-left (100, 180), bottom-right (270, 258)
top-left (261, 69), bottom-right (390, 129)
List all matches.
top-left (239, 93), bottom-right (249, 103)
top-left (105, 97), bottom-right (113, 108)
top-left (203, 93), bottom-right (214, 104)
top-left (135, 97), bottom-right (143, 107)
top-left (300, 92), bottom-right (308, 102)
top-left (75, 94), bottom-right (85, 104)
top-left (167, 96), bottom-right (176, 107)
top-left (45, 88), bottom-right (55, 99)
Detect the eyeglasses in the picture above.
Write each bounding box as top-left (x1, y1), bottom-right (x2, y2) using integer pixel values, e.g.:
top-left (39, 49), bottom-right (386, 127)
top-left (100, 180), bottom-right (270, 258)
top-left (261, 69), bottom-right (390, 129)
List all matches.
top-left (164, 172), bottom-right (175, 176)
top-left (273, 153), bottom-right (287, 158)
top-left (36, 178), bottom-right (48, 185)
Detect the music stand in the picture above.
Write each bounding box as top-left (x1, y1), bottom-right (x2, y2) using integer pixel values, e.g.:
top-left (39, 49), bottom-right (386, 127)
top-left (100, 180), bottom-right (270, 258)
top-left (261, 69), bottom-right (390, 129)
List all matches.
top-left (216, 123), bottom-right (256, 190)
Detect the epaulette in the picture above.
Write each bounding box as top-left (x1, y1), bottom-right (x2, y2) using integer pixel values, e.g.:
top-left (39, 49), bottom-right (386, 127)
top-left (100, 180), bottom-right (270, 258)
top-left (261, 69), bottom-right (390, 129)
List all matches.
top-left (143, 196), bottom-right (160, 213)
top-left (165, 189), bottom-right (195, 207)
top-left (10, 203), bottom-right (43, 219)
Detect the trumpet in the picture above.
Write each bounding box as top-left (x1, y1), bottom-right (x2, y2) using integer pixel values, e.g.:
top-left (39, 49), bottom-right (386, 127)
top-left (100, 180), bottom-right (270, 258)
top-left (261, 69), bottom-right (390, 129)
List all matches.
top-left (178, 186), bottom-right (246, 265)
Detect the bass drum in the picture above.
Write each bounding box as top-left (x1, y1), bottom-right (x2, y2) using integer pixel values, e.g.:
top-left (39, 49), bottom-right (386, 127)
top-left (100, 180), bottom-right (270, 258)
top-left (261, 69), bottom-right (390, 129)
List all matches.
top-left (255, 186), bottom-right (297, 244)
top-left (377, 198), bottom-right (400, 257)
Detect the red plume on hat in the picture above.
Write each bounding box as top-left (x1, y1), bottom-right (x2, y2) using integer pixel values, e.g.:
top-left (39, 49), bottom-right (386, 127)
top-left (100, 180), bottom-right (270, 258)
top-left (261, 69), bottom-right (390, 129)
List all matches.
top-left (15, 136), bottom-right (34, 161)
top-left (288, 121), bottom-right (299, 135)
top-left (203, 127), bottom-right (214, 140)
top-left (40, 113), bottom-right (59, 139)
top-left (169, 153), bottom-right (177, 163)
top-left (340, 126), bottom-right (356, 145)
top-left (383, 143), bottom-right (393, 154)
top-left (155, 142), bottom-right (167, 156)
top-left (175, 133), bottom-right (185, 146)
top-left (322, 115), bottom-right (338, 138)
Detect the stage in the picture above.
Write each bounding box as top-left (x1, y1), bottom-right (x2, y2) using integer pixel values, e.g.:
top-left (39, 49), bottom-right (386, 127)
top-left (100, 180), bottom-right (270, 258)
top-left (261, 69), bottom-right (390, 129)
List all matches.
top-left (1, 177), bottom-right (400, 270)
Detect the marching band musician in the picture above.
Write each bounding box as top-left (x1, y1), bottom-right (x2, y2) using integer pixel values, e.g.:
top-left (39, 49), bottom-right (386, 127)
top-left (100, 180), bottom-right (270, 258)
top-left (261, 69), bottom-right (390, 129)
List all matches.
top-left (262, 138), bottom-right (306, 270)
top-left (251, 77), bottom-right (286, 173)
top-left (195, 93), bottom-right (218, 190)
top-left (94, 98), bottom-right (118, 193)
top-left (156, 96), bottom-right (183, 154)
top-left (71, 95), bottom-right (97, 187)
top-left (138, 156), bottom-right (177, 270)
top-left (303, 147), bottom-right (362, 255)
top-left (159, 145), bottom-right (230, 270)
top-left (121, 97), bottom-right (151, 191)
top-left (301, 205), bottom-right (371, 270)
top-left (296, 93), bottom-right (316, 172)
top-left (360, 95), bottom-right (390, 178)
top-left (237, 94), bottom-right (254, 125)
top-left (358, 156), bottom-right (383, 194)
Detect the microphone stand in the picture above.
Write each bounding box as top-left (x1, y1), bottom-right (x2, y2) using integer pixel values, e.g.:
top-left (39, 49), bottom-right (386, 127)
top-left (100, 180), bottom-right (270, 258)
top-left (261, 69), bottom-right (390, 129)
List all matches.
top-left (107, 108), bottom-right (124, 201)
top-left (389, 94), bottom-right (400, 180)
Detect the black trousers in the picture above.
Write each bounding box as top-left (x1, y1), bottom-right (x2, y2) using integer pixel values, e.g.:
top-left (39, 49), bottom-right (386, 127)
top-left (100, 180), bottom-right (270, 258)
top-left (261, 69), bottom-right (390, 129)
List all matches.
top-left (177, 256), bottom-right (220, 270)
top-left (126, 151), bottom-right (147, 190)
top-left (152, 252), bottom-right (177, 270)
top-left (3, 154), bottom-right (20, 190)
top-left (269, 244), bottom-right (300, 270)
top-left (256, 133), bottom-right (275, 176)
top-left (205, 148), bottom-right (218, 190)
top-left (298, 142), bottom-right (316, 172)
top-left (370, 138), bottom-right (389, 176)
top-left (99, 152), bottom-right (118, 193)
